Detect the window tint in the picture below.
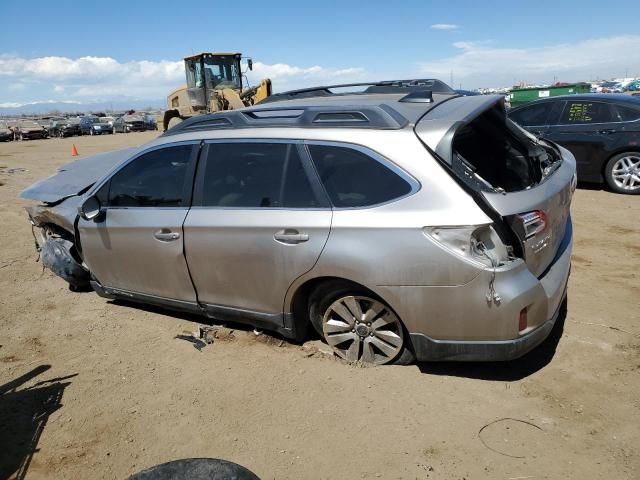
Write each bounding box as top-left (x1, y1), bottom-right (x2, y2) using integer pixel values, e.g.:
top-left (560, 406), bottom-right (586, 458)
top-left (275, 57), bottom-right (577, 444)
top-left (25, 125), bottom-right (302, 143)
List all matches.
top-left (308, 144), bottom-right (412, 207)
top-left (108, 145), bottom-right (192, 207)
top-left (510, 102), bottom-right (551, 126)
top-left (615, 104), bottom-right (640, 122)
top-left (200, 143), bottom-right (320, 208)
top-left (560, 101), bottom-right (615, 124)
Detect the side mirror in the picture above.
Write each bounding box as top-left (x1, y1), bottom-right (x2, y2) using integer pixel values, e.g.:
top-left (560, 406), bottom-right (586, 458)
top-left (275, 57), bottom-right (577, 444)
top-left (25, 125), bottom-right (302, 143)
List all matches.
top-left (247, 58), bottom-right (253, 71)
top-left (79, 196), bottom-right (102, 221)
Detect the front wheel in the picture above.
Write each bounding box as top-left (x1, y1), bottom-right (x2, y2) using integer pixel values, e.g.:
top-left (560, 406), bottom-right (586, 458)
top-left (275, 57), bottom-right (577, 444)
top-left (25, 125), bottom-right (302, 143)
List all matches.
top-left (310, 284), bottom-right (414, 365)
top-left (605, 152), bottom-right (640, 194)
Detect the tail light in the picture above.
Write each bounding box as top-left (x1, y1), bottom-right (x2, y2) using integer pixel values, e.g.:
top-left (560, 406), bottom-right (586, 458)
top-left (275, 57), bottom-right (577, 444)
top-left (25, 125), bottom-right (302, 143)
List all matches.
top-left (423, 224), bottom-right (511, 268)
top-left (515, 210), bottom-right (547, 240)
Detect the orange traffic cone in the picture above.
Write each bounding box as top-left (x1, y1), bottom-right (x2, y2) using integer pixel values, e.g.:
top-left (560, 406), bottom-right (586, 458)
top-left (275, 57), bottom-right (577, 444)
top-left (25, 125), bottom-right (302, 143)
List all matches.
top-left (71, 144), bottom-right (79, 156)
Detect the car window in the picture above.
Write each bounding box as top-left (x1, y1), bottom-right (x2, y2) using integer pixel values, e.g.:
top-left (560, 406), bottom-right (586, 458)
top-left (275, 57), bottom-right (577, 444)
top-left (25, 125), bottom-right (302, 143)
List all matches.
top-left (199, 143), bottom-right (320, 208)
top-left (509, 102), bottom-right (552, 126)
top-left (559, 101), bottom-right (616, 124)
top-left (308, 144), bottom-right (413, 207)
top-left (107, 145), bottom-right (193, 207)
top-left (614, 105), bottom-right (640, 122)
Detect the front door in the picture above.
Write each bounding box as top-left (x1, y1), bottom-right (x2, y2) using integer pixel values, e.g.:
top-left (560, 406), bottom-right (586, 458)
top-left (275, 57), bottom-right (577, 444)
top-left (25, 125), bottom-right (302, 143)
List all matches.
top-left (79, 143), bottom-right (199, 304)
top-left (184, 141), bottom-right (332, 322)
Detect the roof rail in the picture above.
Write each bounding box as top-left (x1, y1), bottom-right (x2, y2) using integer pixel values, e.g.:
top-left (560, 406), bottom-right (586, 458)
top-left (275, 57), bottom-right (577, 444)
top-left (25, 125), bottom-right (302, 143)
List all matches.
top-left (161, 104), bottom-right (410, 136)
top-left (260, 79), bottom-right (454, 104)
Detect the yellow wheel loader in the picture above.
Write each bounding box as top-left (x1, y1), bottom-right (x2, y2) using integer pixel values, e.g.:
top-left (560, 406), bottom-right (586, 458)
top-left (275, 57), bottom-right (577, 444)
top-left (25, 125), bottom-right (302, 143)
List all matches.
top-left (163, 52), bottom-right (272, 131)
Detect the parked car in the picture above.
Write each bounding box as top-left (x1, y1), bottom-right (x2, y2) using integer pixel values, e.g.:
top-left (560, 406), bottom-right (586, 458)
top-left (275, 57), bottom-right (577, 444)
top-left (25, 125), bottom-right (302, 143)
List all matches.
top-left (100, 116), bottom-right (115, 127)
top-left (624, 81), bottom-right (640, 92)
top-left (48, 118), bottom-right (82, 138)
top-left (509, 94), bottom-right (640, 194)
top-left (112, 115), bottom-right (146, 133)
top-left (141, 113), bottom-right (158, 131)
top-left (0, 121), bottom-right (13, 141)
top-left (21, 79), bottom-right (575, 365)
top-left (14, 119), bottom-right (48, 140)
top-left (79, 116), bottom-right (113, 135)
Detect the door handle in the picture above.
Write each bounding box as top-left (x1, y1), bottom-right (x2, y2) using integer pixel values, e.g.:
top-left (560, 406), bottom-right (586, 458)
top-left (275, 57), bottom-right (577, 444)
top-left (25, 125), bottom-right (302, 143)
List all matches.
top-left (154, 229), bottom-right (181, 242)
top-left (274, 229), bottom-right (309, 244)
top-left (598, 129), bottom-right (616, 134)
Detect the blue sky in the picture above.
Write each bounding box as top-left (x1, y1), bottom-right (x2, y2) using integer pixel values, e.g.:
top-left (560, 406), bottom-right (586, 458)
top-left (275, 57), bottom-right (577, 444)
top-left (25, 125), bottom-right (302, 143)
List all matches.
top-left (1, 0), bottom-right (639, 107)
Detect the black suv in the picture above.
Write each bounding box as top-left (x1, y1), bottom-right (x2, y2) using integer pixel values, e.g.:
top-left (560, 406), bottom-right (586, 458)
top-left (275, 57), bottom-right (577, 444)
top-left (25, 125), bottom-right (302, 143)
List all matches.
top-left (509, 94), bottom-right (640, 194)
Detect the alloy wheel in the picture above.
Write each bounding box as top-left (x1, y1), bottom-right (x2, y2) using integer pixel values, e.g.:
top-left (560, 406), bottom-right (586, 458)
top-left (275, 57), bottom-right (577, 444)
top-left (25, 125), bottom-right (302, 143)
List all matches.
top-left (611, 155), bottom-right (640, 191)
top-left (322, 295), bottom-right (404, 365)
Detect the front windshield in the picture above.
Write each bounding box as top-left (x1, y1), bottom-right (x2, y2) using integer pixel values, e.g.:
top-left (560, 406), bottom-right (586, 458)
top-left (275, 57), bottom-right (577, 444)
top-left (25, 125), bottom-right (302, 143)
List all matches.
top-left (21, 120), bottom-right (40, 128)
top-left (203, 56), bottom-right (241, 90)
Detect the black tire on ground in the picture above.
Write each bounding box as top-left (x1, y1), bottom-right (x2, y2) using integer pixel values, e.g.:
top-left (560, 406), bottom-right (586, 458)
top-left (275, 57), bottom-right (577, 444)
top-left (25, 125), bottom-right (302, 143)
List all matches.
top-left (308, 280), bottom-right (415, 365)
top-left (604, 152), bottom-right (640, 194)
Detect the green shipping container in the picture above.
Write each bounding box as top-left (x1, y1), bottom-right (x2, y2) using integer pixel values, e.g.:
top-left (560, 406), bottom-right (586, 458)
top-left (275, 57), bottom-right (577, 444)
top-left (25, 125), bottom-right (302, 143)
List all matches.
top-left (509, 83), bottom-right (591, 106)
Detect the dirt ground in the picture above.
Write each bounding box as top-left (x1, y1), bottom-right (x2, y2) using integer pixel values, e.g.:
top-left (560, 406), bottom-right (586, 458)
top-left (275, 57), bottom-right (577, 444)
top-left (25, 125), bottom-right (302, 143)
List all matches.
top-left (0, 132), bottom-right (638, 480)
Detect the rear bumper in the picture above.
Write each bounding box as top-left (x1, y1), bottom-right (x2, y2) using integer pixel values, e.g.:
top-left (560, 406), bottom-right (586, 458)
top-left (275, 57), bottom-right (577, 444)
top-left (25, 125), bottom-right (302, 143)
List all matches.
top-left (405, 217), bottom-right (573, 362)
top-left (410, 290), bottom-right (566, 361)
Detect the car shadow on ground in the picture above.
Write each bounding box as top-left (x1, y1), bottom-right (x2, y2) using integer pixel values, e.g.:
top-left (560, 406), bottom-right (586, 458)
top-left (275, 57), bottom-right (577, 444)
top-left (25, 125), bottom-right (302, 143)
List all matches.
top-left (0, 365), bottom-right (76, 480)
top-left (417, 299), bottom-right (567, 382)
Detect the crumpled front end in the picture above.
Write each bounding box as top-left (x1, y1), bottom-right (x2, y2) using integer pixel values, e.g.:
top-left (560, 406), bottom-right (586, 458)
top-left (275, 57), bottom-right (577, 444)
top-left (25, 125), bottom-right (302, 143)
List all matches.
top-left (26, 196), bottom-right (90, 289)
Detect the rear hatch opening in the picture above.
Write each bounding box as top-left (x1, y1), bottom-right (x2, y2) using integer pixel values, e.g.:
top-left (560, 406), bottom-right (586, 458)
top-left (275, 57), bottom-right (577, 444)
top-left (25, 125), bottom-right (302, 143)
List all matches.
top-left (451, 104), bottom-right (561, 193)
top-left (415, 97), bottom-right (574, 278)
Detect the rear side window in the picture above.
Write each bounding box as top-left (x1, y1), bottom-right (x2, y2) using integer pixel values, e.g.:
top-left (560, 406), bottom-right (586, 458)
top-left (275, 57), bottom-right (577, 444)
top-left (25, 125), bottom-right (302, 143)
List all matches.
top-left (107, 145), bottom-right (193, 207)
top-left (560, 101), bottom-right (615, 124)
top-left (308, 144), bottom-right (412, 208)
top-left (615, 104), bottom-right (640, 122)
top-left (509, 102), bottom-right (551, 126)
top-left (199, 143), bottom-right (321, 208)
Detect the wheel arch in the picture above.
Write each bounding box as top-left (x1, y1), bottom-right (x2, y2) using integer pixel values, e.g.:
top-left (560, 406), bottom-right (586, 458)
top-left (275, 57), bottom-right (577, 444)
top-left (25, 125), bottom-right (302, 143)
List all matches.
top-left (287, 275), bottom-right (389, 327)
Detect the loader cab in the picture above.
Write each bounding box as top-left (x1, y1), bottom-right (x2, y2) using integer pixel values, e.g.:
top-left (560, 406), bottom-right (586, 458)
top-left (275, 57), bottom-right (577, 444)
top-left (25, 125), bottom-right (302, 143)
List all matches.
top-left (185, 52), bottom-right (243, 111)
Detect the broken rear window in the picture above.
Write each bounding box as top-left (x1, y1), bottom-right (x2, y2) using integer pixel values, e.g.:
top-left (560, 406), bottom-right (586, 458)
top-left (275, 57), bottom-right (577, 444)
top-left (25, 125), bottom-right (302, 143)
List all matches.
top-left (452, 105), bottom-right (559, 192)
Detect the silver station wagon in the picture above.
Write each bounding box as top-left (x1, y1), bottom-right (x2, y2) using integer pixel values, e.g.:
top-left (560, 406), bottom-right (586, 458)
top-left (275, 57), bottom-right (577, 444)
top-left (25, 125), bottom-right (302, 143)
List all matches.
top-left (22, 79), bottom-right (575, 365)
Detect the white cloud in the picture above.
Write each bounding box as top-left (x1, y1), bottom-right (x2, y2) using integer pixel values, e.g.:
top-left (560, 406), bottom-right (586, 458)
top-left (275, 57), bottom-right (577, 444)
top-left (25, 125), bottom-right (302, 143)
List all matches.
top-left (430, 24), bottom-right (459, 31)
top-left (419, 35), bottom-right (640, 88)
top-left (248, 62), bottom-right (368, 91)
top-left (0, 54), bottom-right (369, 103)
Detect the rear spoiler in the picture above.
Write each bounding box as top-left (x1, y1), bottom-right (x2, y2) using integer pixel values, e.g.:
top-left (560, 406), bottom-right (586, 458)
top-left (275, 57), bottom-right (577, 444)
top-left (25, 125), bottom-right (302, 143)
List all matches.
top-left (414, 94), bottom-right (505, 165)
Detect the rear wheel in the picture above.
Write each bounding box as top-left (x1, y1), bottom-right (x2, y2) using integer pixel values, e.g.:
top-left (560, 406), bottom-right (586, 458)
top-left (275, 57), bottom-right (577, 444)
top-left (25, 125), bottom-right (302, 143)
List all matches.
top-left (605, 152), bottom-right (640, 194)
top-left (309, 283), bottom-right (414, 365)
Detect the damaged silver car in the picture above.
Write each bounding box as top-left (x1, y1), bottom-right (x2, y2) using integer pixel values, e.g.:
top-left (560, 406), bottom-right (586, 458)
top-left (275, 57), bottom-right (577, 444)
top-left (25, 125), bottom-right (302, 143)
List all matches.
top-left (22, 79), bottom-right (575, 365)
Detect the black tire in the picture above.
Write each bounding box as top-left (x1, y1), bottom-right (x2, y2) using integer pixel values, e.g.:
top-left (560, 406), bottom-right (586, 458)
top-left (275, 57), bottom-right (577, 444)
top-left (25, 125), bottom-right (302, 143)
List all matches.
top-left (604, 152), bottom-right (640, 194)
top-left (308, 280), bottom-right (414, 365)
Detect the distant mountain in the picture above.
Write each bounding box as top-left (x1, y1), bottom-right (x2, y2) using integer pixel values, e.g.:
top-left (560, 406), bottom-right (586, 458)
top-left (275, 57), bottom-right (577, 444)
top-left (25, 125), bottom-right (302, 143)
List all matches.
top-left (0, 99), bottom-right (165, 116)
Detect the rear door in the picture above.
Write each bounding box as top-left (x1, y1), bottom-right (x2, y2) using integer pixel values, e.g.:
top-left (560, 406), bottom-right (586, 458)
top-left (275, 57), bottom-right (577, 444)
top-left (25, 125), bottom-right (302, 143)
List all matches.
top-left (183, 140), bottom-right (331, 323)
top-left (79, 143), bottom-right (199, 304)
top-left (544, 100), bottom-right (621, 181)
